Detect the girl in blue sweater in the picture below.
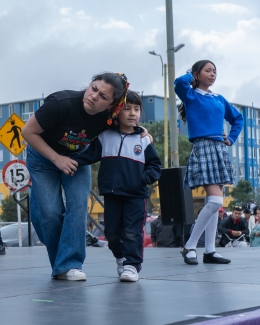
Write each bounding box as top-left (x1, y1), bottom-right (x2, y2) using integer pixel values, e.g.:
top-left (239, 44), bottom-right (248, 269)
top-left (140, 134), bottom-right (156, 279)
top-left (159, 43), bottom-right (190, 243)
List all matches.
top-left (174, 60), bottom-right (243, 265)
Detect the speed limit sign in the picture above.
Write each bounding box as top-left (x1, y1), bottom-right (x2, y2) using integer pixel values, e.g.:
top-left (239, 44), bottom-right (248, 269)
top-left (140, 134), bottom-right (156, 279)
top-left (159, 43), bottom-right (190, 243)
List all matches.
top-left (3, 160), bottom-right (31, 191)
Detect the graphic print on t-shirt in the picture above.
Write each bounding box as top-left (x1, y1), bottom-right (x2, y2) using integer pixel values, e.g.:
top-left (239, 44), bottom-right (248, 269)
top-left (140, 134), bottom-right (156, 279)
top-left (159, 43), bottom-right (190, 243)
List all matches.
top-left (58, 129), bottom-right (95, 151)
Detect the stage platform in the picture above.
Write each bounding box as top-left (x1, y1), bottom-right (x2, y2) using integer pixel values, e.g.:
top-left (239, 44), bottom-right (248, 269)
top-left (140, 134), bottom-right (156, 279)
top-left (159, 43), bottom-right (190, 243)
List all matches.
top-left (1, 246), bottom-right (260, 325)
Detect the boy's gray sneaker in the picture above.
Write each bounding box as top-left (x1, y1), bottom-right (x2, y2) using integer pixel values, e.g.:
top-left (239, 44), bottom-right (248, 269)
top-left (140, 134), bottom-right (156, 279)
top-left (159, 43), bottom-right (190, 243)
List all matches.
top-left (120, 265), bottom-right (139, 282)
top-left (116, 258), bottom-right (126, 276)
top-left (0, 245), bottom-right (6, 255)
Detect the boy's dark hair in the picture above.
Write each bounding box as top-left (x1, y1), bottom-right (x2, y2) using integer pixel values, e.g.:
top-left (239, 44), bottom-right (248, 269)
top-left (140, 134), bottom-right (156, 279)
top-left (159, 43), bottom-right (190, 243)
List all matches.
top-left (126, 90), bottom-right (143, 112)
top-left (178, 60), bottom-right (216, 122)
top-left (243, 208), bottom-right (251, 214)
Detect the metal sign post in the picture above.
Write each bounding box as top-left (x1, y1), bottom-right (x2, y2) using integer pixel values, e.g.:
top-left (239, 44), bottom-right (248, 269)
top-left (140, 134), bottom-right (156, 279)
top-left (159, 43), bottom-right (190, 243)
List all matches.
top-left (2, 160), bottom-right (31, 247)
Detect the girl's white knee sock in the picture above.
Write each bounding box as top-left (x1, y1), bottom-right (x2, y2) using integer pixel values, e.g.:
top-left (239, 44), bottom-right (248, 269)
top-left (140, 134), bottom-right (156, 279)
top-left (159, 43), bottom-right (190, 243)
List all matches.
top-left (185, 196), bottom-right (223, 258)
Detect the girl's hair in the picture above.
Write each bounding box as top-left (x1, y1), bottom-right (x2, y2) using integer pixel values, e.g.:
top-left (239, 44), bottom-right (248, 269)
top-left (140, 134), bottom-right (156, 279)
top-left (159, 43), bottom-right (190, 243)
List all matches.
top-left (178, 60), bottom-right (216, 122)
top-left (92, 72), bottom-right (127, 106)
top-left (126, 90), bottom-right (143, 113)
top-left (253, 206), bottom-right (260, 216)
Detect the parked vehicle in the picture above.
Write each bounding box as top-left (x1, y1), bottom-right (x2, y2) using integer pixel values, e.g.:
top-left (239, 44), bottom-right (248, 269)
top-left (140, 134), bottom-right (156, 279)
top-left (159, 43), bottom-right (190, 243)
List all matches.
top-left (1, 223), bottom-right (43, 247)
top-left (92, 216), bottom-right (158, 247)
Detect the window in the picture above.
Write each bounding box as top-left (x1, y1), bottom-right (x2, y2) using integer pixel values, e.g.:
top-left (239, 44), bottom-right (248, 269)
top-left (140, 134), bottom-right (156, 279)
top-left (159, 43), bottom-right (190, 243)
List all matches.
top-left (232, 145), bottom-right (236, 158)
top-left (239, 166), bottom-right (245, 178)
top-left (148, 98), bottom-right (153, 103)
top-left (249, 167), bottom-right (253, 178)
top-left (0, 106), bottom-right (2, 118)
top-left (257, 129), bottom-right (260, 145)
top-left (253, 147), bottom-right (256, 159)
top-left (232, 165), bottom-right (236, 177)
top-left (239, 147), bottom-right (244, 163)
top-left (223, 123), bottom-right (227, 135)
top-left (0, 193), bottom-right (4, 206)
top-left (0, 149), bottom-right (3, 162)
top-left (258, 168), bottom-right (260, 180)
top-left (223, 186), bottom-right (230, 198)
top-left (238, 129), bottom-right (244, 143)
top-left (248, 147), bottom-right (252, 158)
top-left (257, 110), bottom-right (260, 125)
top-left (258, 149), bottom-right (260, 164)
top-left (0, 171), bottom-right (2, 183)
top-left (21, 102), bottom-right (34, 122)
top-left (254, 167), bottom-right (257, 179)
top-left (9, 104), bottom-right (14, 116)
top-left (248, 127), bottom-right (252, 139)
top-left (247, 107), bottom-right (251, 119)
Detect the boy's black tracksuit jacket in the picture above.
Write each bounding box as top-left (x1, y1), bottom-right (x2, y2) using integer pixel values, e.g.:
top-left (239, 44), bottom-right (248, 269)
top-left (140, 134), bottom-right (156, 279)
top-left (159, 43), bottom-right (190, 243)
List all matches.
top-left (73, 126), bottom-right (161, 197)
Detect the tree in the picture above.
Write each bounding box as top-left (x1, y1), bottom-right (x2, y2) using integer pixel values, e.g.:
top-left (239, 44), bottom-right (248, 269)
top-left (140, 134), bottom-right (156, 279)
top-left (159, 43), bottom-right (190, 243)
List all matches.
top-left (142, 121), bottom-right (192, 167)
top-left (0, 194), bottom-right (28, 222)
top-left (228, 180), bottom-right (253, 210)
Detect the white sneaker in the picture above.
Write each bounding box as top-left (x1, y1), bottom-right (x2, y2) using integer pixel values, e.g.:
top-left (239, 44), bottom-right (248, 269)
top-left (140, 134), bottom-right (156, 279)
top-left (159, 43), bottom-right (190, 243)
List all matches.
top-left (56, 269), bottom-right (87, 281)
top-left (120, 265), bottom-right (139, 282)
top-left (116, 258), bottom-right (126, 276)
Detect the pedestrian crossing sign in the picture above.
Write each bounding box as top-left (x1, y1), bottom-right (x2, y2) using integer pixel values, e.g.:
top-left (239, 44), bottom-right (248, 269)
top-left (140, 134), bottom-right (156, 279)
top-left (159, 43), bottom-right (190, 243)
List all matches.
top-left (0, 113), bottom-right (27, 156)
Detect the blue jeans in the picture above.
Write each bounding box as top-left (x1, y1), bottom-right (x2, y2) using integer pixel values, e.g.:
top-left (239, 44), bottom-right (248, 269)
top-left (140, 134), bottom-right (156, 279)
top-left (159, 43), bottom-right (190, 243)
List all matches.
top-left (26, 146), bottom-right (91, 276)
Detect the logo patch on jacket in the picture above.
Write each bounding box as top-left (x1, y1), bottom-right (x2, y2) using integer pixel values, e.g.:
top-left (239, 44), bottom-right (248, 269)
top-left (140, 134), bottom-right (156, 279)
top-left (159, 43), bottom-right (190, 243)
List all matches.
top-left (134, 145), bottom-right (142, 155)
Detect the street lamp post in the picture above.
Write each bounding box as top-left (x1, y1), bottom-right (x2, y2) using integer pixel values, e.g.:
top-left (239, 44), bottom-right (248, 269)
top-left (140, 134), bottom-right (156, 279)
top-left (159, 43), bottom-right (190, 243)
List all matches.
top-left (149, 44), bottom-right (185, 168)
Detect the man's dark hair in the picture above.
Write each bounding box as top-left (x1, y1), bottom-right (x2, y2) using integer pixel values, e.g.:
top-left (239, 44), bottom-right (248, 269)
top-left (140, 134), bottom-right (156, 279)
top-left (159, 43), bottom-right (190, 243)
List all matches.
top-left (243, 208), bottom-right (251, 214)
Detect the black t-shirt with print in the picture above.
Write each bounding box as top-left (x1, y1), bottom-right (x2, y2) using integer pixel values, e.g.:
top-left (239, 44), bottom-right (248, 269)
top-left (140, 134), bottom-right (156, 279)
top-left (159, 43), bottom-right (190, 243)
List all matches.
top-left (35, 90), bottom-right (109, 155)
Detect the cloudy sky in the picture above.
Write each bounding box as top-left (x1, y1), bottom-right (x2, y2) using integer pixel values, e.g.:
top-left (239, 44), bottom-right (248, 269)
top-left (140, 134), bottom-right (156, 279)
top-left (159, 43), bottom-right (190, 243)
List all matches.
top-left (0, 0), bottom-right (259, 107)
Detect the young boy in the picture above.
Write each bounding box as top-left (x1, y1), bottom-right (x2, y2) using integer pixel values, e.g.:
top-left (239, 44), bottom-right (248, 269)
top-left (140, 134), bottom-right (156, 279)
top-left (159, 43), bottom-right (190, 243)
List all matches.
top-left (74, 91), bottom-right (161, 282)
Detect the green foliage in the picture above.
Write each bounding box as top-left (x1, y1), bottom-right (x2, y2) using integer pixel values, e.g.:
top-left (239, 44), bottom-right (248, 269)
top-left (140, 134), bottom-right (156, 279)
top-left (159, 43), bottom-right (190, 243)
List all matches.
top-left (142, 121), bottom-right (192, 167)
top-left (228, 180), bottom-right (253, 210)
top-left (0, 194), bottom-right (28, 222)
top-left (91, 161), bottom-right (100, 194)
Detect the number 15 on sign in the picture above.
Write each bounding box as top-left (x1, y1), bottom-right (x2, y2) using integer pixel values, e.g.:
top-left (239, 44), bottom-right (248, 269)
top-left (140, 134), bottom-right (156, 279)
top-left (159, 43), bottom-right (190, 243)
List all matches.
top-left (3, 160), bottom-right (31, 192)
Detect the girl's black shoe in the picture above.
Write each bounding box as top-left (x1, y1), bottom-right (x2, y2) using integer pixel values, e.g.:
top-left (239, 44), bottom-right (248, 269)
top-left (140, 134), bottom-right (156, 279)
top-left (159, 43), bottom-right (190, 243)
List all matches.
top-left (181, 248), bottom-right (198, 265)
top-left (203, 252), bottom-right (231, 264)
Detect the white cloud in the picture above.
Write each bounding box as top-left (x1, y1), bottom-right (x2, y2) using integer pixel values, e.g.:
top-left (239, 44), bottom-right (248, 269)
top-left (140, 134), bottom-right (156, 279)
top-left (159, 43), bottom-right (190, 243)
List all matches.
top-left (143, 29), bottom-right (158, 47)
top-left (180, 18), bottom-right (260, 52)
top-left (100, 18), bottom-right (133, 31)
top-left (202, 3), bottom-right (249, 15)
top-left (76, 10), bottom-right (91, 20)
top-left (139, 14), bottom-right (145, 23)
top-left (59, 7), bottom-right (72, 16)
top-left (156, 6), bottom-right (165, 12)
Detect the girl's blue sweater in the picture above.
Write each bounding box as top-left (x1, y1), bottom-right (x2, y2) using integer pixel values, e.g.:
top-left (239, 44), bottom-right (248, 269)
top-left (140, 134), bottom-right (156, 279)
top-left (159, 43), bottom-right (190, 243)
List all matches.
top-left (174, 73), bottom-right (243, 145)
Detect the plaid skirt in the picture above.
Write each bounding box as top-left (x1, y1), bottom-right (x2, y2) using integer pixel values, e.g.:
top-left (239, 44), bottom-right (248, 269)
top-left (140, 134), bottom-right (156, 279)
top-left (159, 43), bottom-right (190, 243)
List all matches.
top-left (183, 139), bottom-right (234, 189)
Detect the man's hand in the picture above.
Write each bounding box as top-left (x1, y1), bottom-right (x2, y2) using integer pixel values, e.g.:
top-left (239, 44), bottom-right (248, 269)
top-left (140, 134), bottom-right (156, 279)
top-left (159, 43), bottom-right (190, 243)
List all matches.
top-left (232, 230), bottom-right (242, 237)
top-left (152, 242), bottom-right (157, 247)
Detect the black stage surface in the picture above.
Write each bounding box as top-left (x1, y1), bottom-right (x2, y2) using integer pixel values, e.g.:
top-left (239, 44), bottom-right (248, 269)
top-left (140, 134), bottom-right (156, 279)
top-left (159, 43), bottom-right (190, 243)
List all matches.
top-left (1, 246), bottom-right (260, 325)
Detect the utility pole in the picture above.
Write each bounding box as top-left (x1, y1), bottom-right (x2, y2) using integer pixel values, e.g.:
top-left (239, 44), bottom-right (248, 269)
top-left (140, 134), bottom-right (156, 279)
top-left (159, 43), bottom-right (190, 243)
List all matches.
top-left (165, 0), bottom-right (179, 167)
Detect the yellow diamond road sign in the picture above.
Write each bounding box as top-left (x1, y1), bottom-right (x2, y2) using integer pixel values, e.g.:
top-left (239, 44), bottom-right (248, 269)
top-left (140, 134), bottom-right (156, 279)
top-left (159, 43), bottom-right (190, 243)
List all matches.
top-left (0, 113), bottom-right (27, 156)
